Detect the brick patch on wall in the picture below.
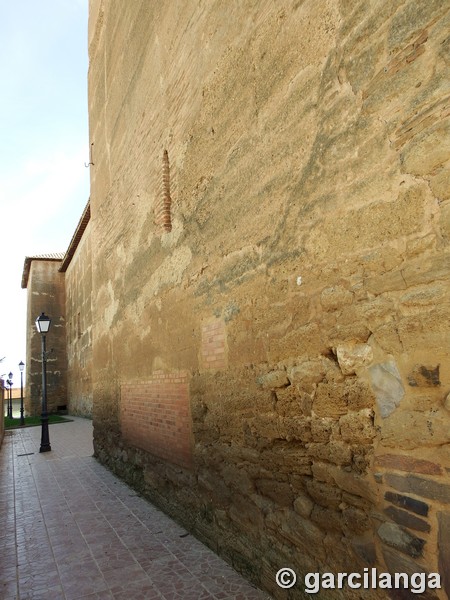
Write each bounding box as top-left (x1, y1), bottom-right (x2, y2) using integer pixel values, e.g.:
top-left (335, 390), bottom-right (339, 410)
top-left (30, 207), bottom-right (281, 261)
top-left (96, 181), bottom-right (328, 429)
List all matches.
top-left (200, 318), bottom-right (227, 370)
top-left (154, 149), bottom-right (172, 233)
top-left (120, 370), bottom-right (192, 468)
top-left (375, 454), bottom-right (442, 475)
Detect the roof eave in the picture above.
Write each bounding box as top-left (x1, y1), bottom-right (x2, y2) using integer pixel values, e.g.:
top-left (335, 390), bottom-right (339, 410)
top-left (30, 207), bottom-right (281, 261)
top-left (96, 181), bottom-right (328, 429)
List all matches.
top-left (59, 200), bottom-right (91, 273)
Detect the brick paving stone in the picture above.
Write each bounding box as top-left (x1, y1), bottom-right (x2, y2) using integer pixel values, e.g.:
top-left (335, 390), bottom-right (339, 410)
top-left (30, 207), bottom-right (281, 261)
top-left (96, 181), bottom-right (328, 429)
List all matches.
top-left (0, 418), bottom-right (271, 600)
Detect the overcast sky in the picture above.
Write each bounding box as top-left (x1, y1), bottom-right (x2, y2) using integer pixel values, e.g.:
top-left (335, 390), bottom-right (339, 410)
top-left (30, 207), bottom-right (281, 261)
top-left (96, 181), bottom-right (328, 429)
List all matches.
top-left (0, 0), bottom-right (90, 384)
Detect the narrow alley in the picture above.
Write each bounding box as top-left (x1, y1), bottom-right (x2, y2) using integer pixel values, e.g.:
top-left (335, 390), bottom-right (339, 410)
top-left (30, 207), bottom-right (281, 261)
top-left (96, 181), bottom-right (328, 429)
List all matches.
top-left (0, 418), bottom-right (270, 600)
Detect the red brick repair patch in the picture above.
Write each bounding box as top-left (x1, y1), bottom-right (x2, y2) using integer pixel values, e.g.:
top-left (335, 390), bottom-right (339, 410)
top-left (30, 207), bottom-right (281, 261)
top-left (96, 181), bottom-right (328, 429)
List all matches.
top-left (200, 318), bottom-right (227, 370)
top-left (120, 371), bottom-right (192, 468)
top-left (375, 454), bottom-right (442, 476)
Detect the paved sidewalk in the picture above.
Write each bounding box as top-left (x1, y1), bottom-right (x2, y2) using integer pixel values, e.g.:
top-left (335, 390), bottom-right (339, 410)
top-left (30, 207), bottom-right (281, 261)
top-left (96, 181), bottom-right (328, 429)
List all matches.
top-left (0, 418), bottom-right (271, 600)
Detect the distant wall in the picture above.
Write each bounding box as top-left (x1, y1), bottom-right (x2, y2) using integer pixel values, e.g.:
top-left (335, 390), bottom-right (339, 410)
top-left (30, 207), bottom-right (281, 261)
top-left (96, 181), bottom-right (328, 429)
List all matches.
top-left (65, 221), bottom-right (93, 417)
top-left (25, 260), bottom-right (67, 415)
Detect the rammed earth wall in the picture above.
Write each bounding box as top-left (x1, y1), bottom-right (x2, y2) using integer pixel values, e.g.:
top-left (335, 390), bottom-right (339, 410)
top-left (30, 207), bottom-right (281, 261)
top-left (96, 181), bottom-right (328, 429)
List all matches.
top-left (24, 259), bottom-right (67, 416)
top-left (87, 1), bottom-right (450, 598)
top-left (64, 219), bottom-right (94, 417)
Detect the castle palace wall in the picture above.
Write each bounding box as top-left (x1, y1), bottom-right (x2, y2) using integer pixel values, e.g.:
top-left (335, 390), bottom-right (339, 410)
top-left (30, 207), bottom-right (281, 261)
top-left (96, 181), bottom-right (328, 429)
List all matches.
top-left (25, 260), bottom-right (67, 416)
top-left (65, 220), bottom-right (94, 417)
top-left (87, 1), bottom-right (450, 597)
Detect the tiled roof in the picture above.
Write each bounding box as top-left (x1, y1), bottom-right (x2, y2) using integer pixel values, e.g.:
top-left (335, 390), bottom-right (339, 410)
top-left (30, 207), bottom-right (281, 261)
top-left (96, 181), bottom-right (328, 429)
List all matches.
top-left (59, 200), bottom-right (91, 272)
top-left (21, 253), bottom-right (65, 289)
top-left (21, 199), bottom-right (91, 288)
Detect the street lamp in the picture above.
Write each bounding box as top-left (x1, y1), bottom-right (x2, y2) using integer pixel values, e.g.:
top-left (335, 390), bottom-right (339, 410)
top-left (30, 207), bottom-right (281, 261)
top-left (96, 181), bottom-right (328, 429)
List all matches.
top-left (35, 312), bottom-right (51, 452)
top-left (8, 372), bottom-right (13, 419)
top-left (5, 378), bottom-right (10, 417)
top-left (19, 361), bottom-right (25, 426)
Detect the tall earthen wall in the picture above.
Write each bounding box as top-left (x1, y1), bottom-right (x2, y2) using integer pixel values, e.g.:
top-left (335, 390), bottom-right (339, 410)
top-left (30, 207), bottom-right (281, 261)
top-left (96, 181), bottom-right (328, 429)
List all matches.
top-left (25, 260), bottom-right (67, 415)
top-left (87, 1), bottom-right (450, 597)
top-left (65, 221), bottom-right (94, 417)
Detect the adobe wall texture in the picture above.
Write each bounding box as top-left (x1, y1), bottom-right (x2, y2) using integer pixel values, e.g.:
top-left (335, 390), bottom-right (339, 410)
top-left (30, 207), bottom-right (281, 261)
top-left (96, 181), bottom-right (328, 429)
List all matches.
top-left (88, 1), bottom-right (450, 598)
top-left (25, 260), bottom-right (67, 416)
top-left (65, 221), bottom-right (93, 417)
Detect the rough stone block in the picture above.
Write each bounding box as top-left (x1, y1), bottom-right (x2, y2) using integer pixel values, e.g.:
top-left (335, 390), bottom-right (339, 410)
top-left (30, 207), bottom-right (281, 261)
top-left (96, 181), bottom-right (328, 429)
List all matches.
top-left (384, 491), bottom-right (429, 516)
top-left (313, 382), bottom-right (348, 418)
top-left (229, 495), bottom-right (264, 531)
top-left (307, 441), bottom-right (352, 466)
top-left (256, 478), bottom-right (294, 507)
top-left (402, 253), bottom-right (450, 288)
top-left (221, 464), bottom-right (255, 495)
top-left (432, 167), bottom-right (450, 202)
top-left (293, 492), bottom-right (314, 518)
top-left (377, 522), bottom-right (425, 558)
top-left (310, 418), bottom-right (333, 443)
top-left (287, 359), bottom-right (326, 388)
top-left (266, 509), bottom-right (326, 557)
top-left (327, 464), bottom-right (375, 502)
top-left (310, 504), bottom-right (343, 532)
top-left (352, 538), bottom-right (377, 565)
top-left (320, 285), bottom-right (353, 311)
top-left (311, 461), bottom-right (336, 483)
top-left (400, 285), bottom-right (445, 310)
top-left (368, 360), bottom-right (404, 418)
top-left (246, 415), bottom-right (281, 443)
top-left (385, 473), bottom-right (450, 504)
top-left (273, 386), bottom-right (305, 416)
top-left (197, 472), bottom-right (232, 509)
top-left (342, 506), bottom-right (371, 534)
top-left (344, 378), bottom-right (377, 411)
top-left (375, 454), bottom-right (442, 475)
top-left (384, 506), bottom-right (430, 533)
top-left (342, 491), bottom-right (372, 511)
top-left (305, 478), bottom-right (342, 509)
top-left (336, 342), bottom-right (373, 375)
top-left (364, 269), bottom-right (407, 295)
top-left (257, 370), bottom-right (289, 389)
top-left (339, 409), bottom-right (376, 444)
top-left (382, 548), bottom-right (439, 600)
top-left (278, 416), bottom-right (312, 442)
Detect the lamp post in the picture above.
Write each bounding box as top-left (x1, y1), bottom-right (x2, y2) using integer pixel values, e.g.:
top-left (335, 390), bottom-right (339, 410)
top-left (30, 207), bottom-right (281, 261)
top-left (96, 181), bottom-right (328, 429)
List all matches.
top-left (35, 313), bottom-right (51, 453)
top-left (8, 372), bottom-right (13, 418)
top-left (5, 378), bottom-right (10, 417)
top-left (19, 361), bottom-right (25, 426)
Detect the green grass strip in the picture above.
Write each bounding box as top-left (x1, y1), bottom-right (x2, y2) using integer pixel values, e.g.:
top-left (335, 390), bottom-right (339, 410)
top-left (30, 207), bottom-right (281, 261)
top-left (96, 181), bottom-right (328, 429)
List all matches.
top-left (4, 415), bottom-right (72, 429)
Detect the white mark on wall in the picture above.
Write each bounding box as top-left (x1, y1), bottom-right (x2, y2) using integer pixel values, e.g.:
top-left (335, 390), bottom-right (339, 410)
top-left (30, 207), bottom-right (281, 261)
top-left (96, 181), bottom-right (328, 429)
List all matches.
top-left (104, 281), bottom-right (119, 328)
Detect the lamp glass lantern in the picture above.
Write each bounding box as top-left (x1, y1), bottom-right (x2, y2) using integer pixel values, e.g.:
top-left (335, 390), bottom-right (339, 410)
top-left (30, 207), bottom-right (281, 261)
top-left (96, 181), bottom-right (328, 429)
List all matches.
top-left (35, 313), bottom-right (51, 334)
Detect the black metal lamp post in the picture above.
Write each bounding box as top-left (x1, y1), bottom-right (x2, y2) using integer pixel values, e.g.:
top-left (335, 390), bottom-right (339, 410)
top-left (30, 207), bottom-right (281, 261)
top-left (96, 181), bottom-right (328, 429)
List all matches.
top-left (8, 372), bottom-right (13, 418)
top-left (35, 313), bottom-right (51, 453)
top-left (5, 378), bottom-right (10, 417)
top-left (19, 361), bottom-right (25, 426)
